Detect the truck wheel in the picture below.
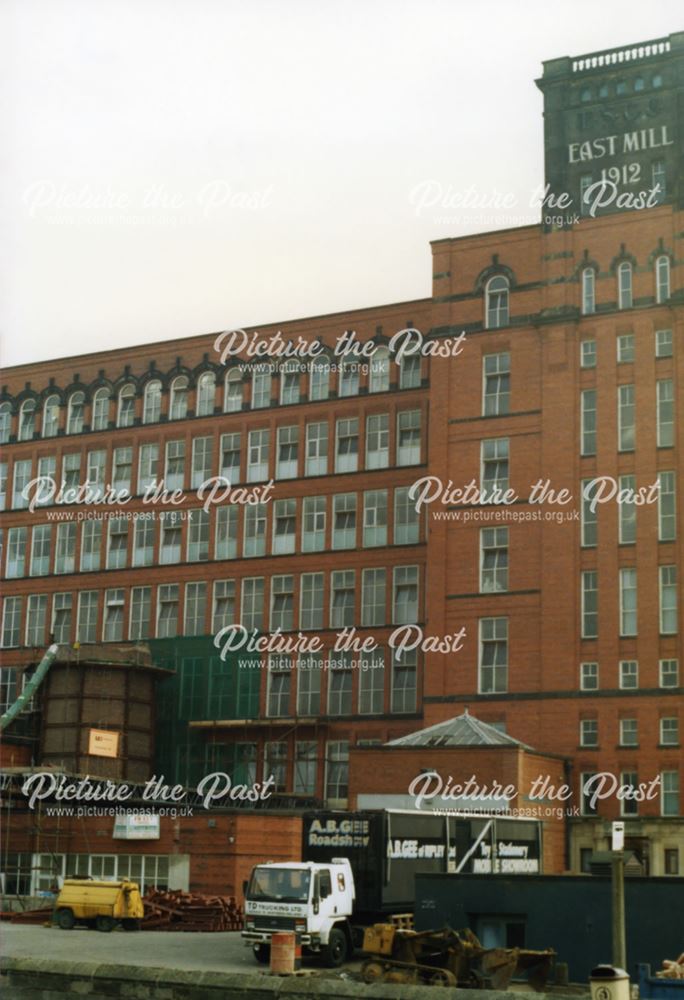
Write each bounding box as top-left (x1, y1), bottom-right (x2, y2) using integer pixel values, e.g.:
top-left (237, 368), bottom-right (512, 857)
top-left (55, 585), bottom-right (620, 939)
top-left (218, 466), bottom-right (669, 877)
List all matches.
top-left (56, 908), bottom-right (75, 930)
top-left (322, 927), bottom-right (348, 967)
top-left (253, 944), bottom-right (270, 964)
top-left (122, 919), bottom-right (140, 931)
top-left (95, 915), bottom-right (115, 932)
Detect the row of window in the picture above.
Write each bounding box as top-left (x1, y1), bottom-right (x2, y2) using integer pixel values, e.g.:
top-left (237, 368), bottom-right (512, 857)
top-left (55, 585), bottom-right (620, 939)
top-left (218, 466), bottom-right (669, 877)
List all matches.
top-left (579, 256), bottom-right (671, 309)
top-left (579, 771), bottom-right (679, 818)
top-left (579, 379), bottom-right (674, 455)
top-left (0, 565), bottom-right (421, 647)
top-left (579, 716), bottom-right (679, 749)
top-left (3, 852), bottom-right (171, 896)
top-left (0, 351), bottom-right (423, 443)
top-left (580, 566), bottom-right (678, 638)
top-left (3, 490), bottom-right (421, 581)
top-left (580, 658), bottom-right (679, 691)
top-left (1, 410), bottom-right (424, 511)
top-left (580, 329), bottom-right (673, 367)
top-left (580, 470), bottom-right (676, 546)
top-left (578, 74), bottom-right (664, 103)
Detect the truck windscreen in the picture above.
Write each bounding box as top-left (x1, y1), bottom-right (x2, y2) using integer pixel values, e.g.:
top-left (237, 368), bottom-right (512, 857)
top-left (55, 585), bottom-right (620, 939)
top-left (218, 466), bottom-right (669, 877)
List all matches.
top-left (248, 868), bottom-right (311, 903)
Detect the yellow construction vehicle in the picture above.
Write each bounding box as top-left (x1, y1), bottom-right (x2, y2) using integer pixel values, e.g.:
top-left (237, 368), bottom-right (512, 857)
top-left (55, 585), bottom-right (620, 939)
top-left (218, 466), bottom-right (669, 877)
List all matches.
top-left (55, 878), bottom-right (144, 932)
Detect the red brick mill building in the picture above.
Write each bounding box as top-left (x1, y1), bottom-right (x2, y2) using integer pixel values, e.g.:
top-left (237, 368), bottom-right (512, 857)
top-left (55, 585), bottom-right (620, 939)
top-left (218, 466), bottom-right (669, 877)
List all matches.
top-left (1, 33), bottom-right (683, 891)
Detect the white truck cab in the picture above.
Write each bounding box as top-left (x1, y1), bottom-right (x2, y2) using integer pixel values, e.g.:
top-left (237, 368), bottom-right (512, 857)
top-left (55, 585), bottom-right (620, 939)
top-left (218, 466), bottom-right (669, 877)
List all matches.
top-left (242, 857), bottom-right (355, 966)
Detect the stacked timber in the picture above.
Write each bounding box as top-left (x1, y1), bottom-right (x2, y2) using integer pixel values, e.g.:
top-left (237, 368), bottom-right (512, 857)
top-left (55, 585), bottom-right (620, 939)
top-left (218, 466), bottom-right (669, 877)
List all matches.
top-left (141, 888), bottom-right (243, 931)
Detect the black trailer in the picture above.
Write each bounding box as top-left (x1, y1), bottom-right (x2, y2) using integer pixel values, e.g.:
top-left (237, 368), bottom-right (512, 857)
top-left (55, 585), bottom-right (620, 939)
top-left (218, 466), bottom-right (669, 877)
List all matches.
top-left (303, 809), bottom-right (543, 921)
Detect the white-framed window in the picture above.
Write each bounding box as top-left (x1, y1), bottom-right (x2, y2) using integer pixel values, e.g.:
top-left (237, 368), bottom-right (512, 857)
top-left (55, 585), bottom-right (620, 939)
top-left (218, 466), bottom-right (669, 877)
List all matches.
top-left (80, 521), bottom-right (102, 571)
top-left (170, 376), bottom-right (188, 420)
top-left (366, 413), bottom-right (389, 469)
top-left (214, 505), bottom-right (237, 560)
top-left (580, 772), bottom-right (598, 816)
top-left (397, 410), bottom-right (421, 465)
top-left (580, 174), bottom-right (592, 214)
top-left (305, 421), bottom-right (328, 476)
top-left (394, 486), bottom-right (418, 545)
top-left (324, 740), bottom-right (349, 804)
top-left (333, 493), bottom-right (356, 549)
top-left (361, 568), bottom-right (386, 627)
top-left (273, 498), bottom-right (296, 555)
top-left (6, 527), bottom-right (27, 578)
top-left (580, 389), bottom-right (597, 456)
top-left (620, 772), bottom-right (639, 816)
top-left (241, 578), bottom-right (264, 631)
top-left (67, 391), bottom-right (85, 434)
top-left (327, 653), bottom-right (353, 716)
top-left (184, 581), bottom-right (207, 635)
top-left (580, 662), bottom-right (599, 691)
top-left (247, 428), bottom-right (269, 482)
top-left (0, 402), bottom-right (11, 443)
top-left (77, 591), bottom-right (98, 643)
top-left (52, 593), bottom-right (72, 644)
top-left (251, 365), bottom-right (271, 409)
top-left (655, 329), bottom-right (673, 358)
top-left (244, 503), bottom-right (267, 557)
top-left (279, 360), bottom-right (301, 405)
top-left (187, 509), bottom-right (209, 561)
top-left (300, 573), bottom-right (324, 630)
top-left (481, 437), bottom-right (509, 492)
top-left (478, 617), bottom-right (508, 693)
top-left (297, 653), bottom-right (322, 715)
top-left (485, 275), bottom-right (509, 328)
top-left (618, 384), bottom-right (635, 451)
top-left (652, 160), bottom-right (666, 200)
top-left (266, 656), bottom-right (291, 717)
top-left (191, 436), bottom-right (213, 489)
top-left (42, 394), bottom-right (60, 437)
top-left (658, 471), bottom-right (676, 541)
top-left (661, 772), bottom-right (679, 817)
top-left (270, 575), bottom-right (294, 631)
top-left (391, 647), bottom-right (417, 713)
top-left (219, 432), bottom-right (241, 484)
top-left (619, 660), bottom-right (638, 690)
top-left (480, 527), bottom-right (508, 592)
top-left (339, 358), bottom-right (360, 397)
top-left (138, 443), bottom-right (159, 493)
top-left (25, 594), bottom-right (48, 646)
top-left (36, 456), bottom-right (56, 505)
top-left (129, 586), bottom-right (151, 640)
top-left (657, 379), bottom-right (674, 447)
top-left (0, 460), bottom-right (6, 510)
top-left (132, 517), bottom-right (155, 567)
top-left (656, 255), bottom-right (670, 304)
top-left (580, 340), bottom-right (596, 369)
top-left (359, 649), bottom-right (384, 715)
top-left (196, 372), bottom-right (216, 416)
top-left (393, 565), bottom-right (418, 624)
top-left (160, 511), bottom-right (182, 564)
top-left (55, 522), bottom-right (76, 574)
top-left (330, 570), bottom-right (355, 628)
top-left (12, 459), bottom-right (32, 509)
top-left (107, 517), bottom-right (129, 570)
top-left (263, 741), bottom-right (288, 792)
top-left (309, 357), bottom-right (330, 401)
top-left (580, 719), bottom-right (598, 748)
top-left (30, 524), bottom-right (51, 576)
top-left (660, 565), bottom-right (678, 634)
top-left (581, 268), bottom-right (595, 315)
top-left (619, 719), bottom-right (638, 747)
top-left (112, 446), bottom-right (133, 492)
top-left (1, 596), bottom-right (22, 647)
top-left (143, 380), bottom-right (162, 424)
top-left (212, 580), bottom-right (235, 632)
top-left (87, 448), bottom-right (106, 498)
top-left (302, 496), bottom-right (326, 552)
top-left (660, 718), bottom-right (679, 747)
top-left (156, 584), bottom-right (179, 638)
top-left (363, 489), bottom-right (387, 547)
top-left (617, 334), bottom-right (635, 363)
top-left (619, 567), bottom-right (637, 636)
top-left (164, 440), bottom-right (185, 491)
top-left (276, 425), bottom-right (298, 478)
top-left (335, 418), bottom-right (358, 473)
top-left (581, 479), bottom-right (598, 547)
top-left (103, 588), bottom-right (125, 642)
top-left (294, 740), bottom-right (318, 796)
top-left (482, 352), bottom-right (510, 416)
top-left (660, 659), bottom-right (679, 688)
top-left (618, 261), bottom-right (632, 309)
top-left (399, 354), bottom-right (421, 389)
top-left (224, 368), bottom-right (243, 412)
top-left (618, 475), bottom-right (637, 544)
top-left (61, 452), bottom-right (80, 493)
top-left (117, 384), bottom-right (135, 428)
top-left (91, 387), bottom-right (110, 431)
top-left (581, 570), bottom-right (598, 638)
top-left (18, 399), bottom-right (36, 441)
top-left (369, 347), bottom-right (390, 393)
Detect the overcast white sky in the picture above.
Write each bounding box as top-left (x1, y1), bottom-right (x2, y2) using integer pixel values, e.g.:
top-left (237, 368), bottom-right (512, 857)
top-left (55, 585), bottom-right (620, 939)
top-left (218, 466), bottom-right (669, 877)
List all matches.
top-left (1, 0), bottom-right (681, 367)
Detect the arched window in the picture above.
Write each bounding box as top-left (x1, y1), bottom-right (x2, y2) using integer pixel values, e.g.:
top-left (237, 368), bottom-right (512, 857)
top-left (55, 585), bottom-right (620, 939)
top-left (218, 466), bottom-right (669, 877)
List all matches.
top-left (42, 394), bottom-right (60, 437)
top-left (580, 87), bottom-right (592, 103)
top-left (92, 387), bottom-right (110, 430)
top-left (67, 391), bottom-right (85, 434)
top-left (653, 74), bottom-right (663, 89)
top-left (18, 399), bottom-right (36, 441)
top-left (251, 366), bottom-right (270, 409)
top-left (117, 384), bottom-right (135, 427)
top-left (582, 268), bottom-right (595, 315)
top-left (634, 77), bottom-right (644, 92)
top-left (280, 360), bottom-right (301, 405)
top-left (616, 81), bottom-right (628, 96)
top-left (399, 354), bottom-right (421, 389)
top-left (339, 358), bottom-right (360, 397)
top-left (485, 276), bottom-right (509, 329)
top-left (656, 256), bottom-right (670, 304)
top-left (618, 262), bottom-right (632, 310)
top-left (143, 380), bottom-right (162, 424)
top-left (0, 402), bottom-right (10, 443)
top-left (369, 347), bottom-right (390, 393)
top-left (170, 376), bottom-right (188, 420)
top-left (224, 369), bottom-right (243, 412)
top-left (309, 356), bottom-right (330, 401)
top-left (598, 83), bottom-right (609, 98)
top-left (196, 372), bottom-right (216, 416)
